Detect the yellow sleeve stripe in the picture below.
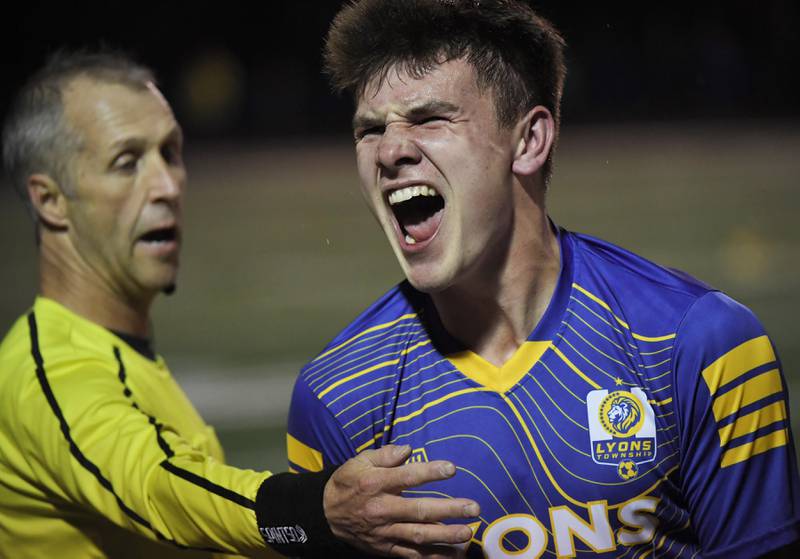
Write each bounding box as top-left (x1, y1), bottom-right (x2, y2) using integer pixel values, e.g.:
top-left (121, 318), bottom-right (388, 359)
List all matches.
top-left (312, 313), bottom-right (418, 362)
top-left (718, 400), bottom-right (786, 447)
top-left (701, 335), bottom-right (776, 396)
top-left (721, 428), bottom-right (788, 468)
top-left (318, 340), bottom-right (431, 398)
top-left (711, 369), bottom-right (783, 422)
top-left (572, 283), bottom-right (675, 342)
top-left (287, 433), bottom-right (324, 473)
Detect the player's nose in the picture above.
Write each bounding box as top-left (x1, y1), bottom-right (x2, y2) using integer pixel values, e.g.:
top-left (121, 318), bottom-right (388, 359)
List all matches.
top-left (376, 124), bottom-right (422, 173)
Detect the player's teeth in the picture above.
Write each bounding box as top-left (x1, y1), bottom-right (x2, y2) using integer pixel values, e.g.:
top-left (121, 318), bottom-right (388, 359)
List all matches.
top-left (389, 186), bottom-right (439, 205)
top-left (405, 234), bottom-right (416, 245)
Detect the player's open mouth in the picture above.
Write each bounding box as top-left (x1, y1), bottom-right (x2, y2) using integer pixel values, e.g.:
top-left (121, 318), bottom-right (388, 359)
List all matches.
top-left (388, 185), bottom-right (444, 248)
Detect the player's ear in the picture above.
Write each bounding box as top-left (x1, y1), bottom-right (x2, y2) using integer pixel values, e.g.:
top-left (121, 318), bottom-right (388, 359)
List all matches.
top-left (27, 174), bottom-right (70, 230)
top-left (511, 105), bottom-right (555, 177)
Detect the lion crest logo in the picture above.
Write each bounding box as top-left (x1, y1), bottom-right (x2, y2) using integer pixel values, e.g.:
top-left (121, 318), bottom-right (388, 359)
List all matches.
top-left (599, 392), bottom-right (644, 438)
top-left (587, 388), bottom-right (657, 468)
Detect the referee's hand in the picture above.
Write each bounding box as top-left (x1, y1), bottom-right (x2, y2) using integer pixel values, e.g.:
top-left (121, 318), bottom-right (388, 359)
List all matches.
top-left (323, 444), bottom-right (479, 558)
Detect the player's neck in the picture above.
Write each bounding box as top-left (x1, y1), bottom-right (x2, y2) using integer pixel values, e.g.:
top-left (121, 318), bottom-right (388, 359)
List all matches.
top-left (38, 244), bottom-right (153, 338)
top-left (431, 212), bottom-right (560, 368)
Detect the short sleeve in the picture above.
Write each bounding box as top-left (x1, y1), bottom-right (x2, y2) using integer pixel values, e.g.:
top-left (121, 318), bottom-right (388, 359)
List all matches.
top-left (673, 291), bottom-right (800, 558)
top-left (287, 373), bottom-right (357, 473)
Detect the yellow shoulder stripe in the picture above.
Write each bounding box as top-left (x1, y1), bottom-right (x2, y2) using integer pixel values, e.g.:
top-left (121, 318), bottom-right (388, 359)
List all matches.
top-left (287, 433), bottom-right (323, 473)
top-left (572, 283), bottom-right (675, 342)
top-left (711, 369), bottom-right (782, 423)
top-left (701, 335), bottom-right (776, 396)
top-left (313, 313), bottom-right (418, 362)
top-left (718, 400), bottom-right (786, 447)
top-left (721, 429), bottom-right (788, 468)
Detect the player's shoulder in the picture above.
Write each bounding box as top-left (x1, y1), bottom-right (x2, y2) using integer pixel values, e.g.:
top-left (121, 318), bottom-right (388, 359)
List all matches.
top-left (672, 288), bottom-right (771, 368)
top-left (567, 229), bottom-right (720, 333)
top-left (570, 230), bottom-right (713, 298)
top-left (298, 281), bottom-right (427, 380)
top-left (567, 228), bottom-right (769, 356)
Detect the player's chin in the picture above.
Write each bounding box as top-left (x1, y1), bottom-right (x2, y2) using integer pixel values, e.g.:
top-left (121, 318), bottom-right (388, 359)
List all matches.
top-left (401, 263), bottom-right (455, 294)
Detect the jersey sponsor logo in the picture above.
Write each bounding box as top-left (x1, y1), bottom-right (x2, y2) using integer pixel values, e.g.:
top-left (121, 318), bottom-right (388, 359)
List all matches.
top-left (259, 524), bottom-right (308, 545)
top-left (587, 388), bottom-right (656, 477)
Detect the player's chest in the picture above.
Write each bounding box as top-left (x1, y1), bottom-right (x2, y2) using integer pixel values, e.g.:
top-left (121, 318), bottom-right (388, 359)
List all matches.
top-left (388, 357), bottom-right (682, 556)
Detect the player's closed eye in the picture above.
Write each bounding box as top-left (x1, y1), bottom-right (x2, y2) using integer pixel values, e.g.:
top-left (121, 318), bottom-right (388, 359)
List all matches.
top-left (355, 126), bottom-right (385, 140)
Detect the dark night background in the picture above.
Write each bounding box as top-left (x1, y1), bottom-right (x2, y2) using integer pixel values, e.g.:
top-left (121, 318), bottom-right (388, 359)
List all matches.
top-left (3, 1), bottom-right (799, 141)
top-left (1, 1), bottom-right (799, 470)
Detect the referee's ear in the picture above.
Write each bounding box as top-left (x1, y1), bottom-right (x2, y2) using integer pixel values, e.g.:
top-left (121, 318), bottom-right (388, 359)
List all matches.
top-left (28, 173), bottom-right (69, 231)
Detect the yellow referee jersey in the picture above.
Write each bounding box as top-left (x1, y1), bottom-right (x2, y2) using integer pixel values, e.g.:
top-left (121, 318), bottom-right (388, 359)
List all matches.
top-left (0, 298), bottom-right (275, 558)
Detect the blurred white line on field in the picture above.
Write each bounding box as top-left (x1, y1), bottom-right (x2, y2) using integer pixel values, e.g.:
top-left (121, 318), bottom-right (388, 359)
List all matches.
top-left (171, 360), bottom-right (302, 429)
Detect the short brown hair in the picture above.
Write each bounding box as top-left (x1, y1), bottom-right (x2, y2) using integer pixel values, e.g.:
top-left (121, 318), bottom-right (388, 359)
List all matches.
top-left (324, 0), bottom-right (567, 180)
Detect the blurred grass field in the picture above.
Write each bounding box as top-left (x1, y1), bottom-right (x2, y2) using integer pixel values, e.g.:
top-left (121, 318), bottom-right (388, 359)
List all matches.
top-left (1, 121), bottom-right (798, 471)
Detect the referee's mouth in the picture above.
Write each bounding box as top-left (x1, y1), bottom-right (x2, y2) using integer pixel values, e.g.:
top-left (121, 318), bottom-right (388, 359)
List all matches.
top-left (136, 225), bottom-right (181, 257)
top-left (387, 185), bottom-right (444, 250)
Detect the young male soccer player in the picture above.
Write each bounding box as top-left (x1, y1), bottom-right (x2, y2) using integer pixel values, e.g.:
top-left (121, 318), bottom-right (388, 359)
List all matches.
top-left (287, 1), bottom-right (800, 557)
top-left (0, 50), bottom-right (479, 558)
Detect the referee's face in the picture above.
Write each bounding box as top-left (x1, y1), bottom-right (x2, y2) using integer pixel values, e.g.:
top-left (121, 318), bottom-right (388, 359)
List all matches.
top-left (59, 77), bottom-right (186, 303)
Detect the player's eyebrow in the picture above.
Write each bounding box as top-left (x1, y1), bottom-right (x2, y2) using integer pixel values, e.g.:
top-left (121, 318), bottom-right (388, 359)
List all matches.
top-left (352, 113), bottom-right (382, 132)
top-left (352, 99), bottom-right (460, 130)
top-left (405, 100), bottom-right (459, 119)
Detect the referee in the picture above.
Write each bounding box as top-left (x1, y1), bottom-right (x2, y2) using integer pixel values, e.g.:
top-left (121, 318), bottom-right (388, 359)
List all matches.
top-left (0, 50), bottom-right (478, 559)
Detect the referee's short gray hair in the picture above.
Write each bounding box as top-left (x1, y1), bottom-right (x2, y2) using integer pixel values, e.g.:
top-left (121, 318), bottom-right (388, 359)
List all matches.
top-left (2, 49), bottom-right (155, 221)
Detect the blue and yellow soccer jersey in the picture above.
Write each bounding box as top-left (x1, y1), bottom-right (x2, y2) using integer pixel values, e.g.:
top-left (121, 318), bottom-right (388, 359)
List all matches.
top-left (288, 228), bottom-right (800, 558)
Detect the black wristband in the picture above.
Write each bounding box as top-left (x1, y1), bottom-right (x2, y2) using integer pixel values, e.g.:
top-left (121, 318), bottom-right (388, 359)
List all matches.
top-left (255, 468), bottom-right (365, 557)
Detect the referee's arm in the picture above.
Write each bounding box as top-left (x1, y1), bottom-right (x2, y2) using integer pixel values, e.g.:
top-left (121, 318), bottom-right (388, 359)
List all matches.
top-left (24, 359), bottom-right (477, 557)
